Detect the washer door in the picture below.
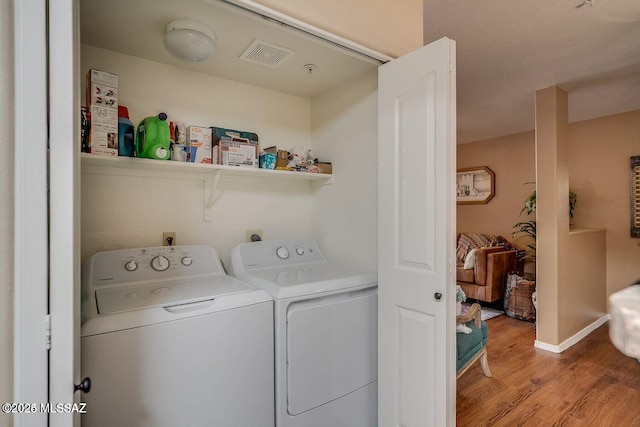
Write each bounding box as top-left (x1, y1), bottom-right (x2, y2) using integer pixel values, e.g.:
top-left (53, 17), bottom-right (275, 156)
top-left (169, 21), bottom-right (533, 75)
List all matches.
top-left (286, 288), bottom-right (377, 415)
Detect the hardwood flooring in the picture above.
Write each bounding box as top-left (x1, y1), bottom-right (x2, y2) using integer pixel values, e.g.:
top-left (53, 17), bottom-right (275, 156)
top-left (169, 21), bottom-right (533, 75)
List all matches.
top-left (456, 314), bottom-right (640, 427)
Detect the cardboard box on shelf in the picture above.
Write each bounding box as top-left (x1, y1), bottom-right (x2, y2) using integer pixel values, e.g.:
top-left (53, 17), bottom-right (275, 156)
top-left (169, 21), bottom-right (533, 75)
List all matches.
top-left (187, 125), bottom-right (213, 164)
top-left (87, 68), bottom-right (118, 88)
top-left (211, 126), bottom-right (259, 165)
top-left (88, 146), bottom-right (117, 156)
top-left (217, 140), bottom-right (259, 168)
top-left (85, 69), bottom-right (118, 155)
top-left (315, 162), bottom-right (332, 174)
top-left (87, 105), bottom-right (118, 152)
top-left (87, 83), bottom-right (118, 108)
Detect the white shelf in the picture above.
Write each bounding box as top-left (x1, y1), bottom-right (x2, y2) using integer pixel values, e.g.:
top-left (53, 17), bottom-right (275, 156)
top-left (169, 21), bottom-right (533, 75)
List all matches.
top-left (81, 153), bottom-right (332, 222)
top-left (80, 153), bottom-right (333, 182)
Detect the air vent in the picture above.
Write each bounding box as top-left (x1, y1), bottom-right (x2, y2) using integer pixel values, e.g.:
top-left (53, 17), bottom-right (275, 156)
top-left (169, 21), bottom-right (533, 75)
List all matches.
top-left (239, 39), bottom-right (295, 68)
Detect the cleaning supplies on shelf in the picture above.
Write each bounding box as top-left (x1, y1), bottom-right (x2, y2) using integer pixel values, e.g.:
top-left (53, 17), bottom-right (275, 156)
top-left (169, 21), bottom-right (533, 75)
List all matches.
top-left (135, 112), bottom-right (171, 160)
top-left (117, 106), bottom-right (135, 157)
top-left (170, 121), bottom-right (187, 161)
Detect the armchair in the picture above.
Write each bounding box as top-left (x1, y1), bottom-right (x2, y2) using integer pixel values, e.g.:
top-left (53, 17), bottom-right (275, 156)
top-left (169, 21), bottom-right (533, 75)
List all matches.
top-left (456, 303), bottom-right (491, 379)
top-left (456, 233), bottom-right (522, 303)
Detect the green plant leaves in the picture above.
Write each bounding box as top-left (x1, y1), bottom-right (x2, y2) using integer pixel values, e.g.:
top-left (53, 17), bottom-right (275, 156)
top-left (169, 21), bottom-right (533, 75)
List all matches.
top-left (512, 184), bottom-right (577, 260)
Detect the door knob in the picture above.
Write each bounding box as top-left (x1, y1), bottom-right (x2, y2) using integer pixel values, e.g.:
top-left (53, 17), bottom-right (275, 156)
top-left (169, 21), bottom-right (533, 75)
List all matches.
top-left (434, 292), bottom-right (442, 301)
top-left (74, 377), bottom-right (91, 394)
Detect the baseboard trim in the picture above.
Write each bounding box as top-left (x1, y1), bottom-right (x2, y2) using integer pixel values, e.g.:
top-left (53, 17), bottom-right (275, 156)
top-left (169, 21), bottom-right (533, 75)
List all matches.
top-left (534, 314), bottom-right (609, 353)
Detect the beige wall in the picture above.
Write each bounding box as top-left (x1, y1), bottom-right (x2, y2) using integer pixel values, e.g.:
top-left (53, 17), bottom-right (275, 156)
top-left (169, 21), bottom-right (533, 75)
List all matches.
top-left (457, 130), bottom-right (536, 246)
top-left (252, 0), bottom-right (423, 58)
top-left (457, 108), bottom-right (640, 324)
top-left (563, 229), bottom-right (607, 339)
top-left (568, 110), bottom-right (640, 296)
top-left (1, 0), bottom-right (14, 423)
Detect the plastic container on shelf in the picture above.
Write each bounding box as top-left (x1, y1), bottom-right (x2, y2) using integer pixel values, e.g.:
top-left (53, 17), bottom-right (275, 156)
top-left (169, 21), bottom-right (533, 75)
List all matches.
top-left (117, 106), bottom-right (135, 157)
top-left (135, 112), bottom-right (171, 160)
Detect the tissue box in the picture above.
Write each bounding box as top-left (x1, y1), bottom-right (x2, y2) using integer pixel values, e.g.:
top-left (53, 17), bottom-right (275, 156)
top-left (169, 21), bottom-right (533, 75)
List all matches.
top-left (259, 153), bottom-right (276, 169)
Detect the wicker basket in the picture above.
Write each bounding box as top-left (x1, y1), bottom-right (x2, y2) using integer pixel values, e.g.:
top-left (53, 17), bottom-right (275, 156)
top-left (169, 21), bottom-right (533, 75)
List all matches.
top-left (504, 273), bottom-right (536, 322)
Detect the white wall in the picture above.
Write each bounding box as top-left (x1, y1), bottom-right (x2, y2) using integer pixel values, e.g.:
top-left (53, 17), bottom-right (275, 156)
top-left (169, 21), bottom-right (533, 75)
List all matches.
top-left (81, 45), bottom-right (315, 268)
top-left (0, 0), bottom-right (14, 422)
top-left (311, 69), bottom-right (378, 271)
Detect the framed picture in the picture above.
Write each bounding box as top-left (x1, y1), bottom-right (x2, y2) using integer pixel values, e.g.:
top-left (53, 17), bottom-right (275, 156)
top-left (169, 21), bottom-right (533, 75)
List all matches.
top-left (630, 156), bottom-right (640, 237)
top-left (456, 166), bottom-right (495, 205)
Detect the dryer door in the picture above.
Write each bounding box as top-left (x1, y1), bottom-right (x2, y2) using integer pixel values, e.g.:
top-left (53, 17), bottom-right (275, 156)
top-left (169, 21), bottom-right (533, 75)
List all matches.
top-left (286, 288), bottom-right (377, 415)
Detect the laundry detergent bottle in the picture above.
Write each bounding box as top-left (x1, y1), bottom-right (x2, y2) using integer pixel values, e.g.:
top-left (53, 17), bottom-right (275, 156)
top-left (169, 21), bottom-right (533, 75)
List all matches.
top-left (135, 112), bottom-right (171, 160)
top-left (117, 106), bottom-right (135, 157)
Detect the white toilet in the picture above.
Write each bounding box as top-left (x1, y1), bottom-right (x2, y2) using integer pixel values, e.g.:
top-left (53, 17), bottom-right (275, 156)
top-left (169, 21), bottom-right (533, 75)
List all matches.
top-left (609, 283), bottom-right (640, 362)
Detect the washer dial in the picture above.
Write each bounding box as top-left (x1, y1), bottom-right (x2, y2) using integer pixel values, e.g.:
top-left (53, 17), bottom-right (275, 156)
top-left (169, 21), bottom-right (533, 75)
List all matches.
top-left (124, 260), bottom-right (138, 272)
top-left (181, 256), bottom-right (193, 266)
top-left (151, 255), bottom-right (170, 271)
top-left (276, 246), bottom-right (289, 259)
top-left (295, 247), bottom-right (305, 256)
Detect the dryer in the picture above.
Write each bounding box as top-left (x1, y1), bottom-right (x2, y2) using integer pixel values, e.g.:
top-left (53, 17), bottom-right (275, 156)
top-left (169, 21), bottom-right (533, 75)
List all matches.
top-left (229, 240), bottom-right (378, 427)
top-left (81, 245), bottom-right (274, 427)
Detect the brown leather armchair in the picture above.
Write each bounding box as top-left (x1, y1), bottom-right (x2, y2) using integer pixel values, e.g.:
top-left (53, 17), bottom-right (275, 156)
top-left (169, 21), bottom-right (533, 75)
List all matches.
top-left (456, 243), bottom-right (522, 303)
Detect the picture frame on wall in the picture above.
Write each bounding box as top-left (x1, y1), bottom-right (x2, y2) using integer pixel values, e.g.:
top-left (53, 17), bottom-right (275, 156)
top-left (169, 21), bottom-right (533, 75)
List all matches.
top-left (630, 156), bottom-right (640, 237)
top-left (456, 166), bottom-right (495, 205)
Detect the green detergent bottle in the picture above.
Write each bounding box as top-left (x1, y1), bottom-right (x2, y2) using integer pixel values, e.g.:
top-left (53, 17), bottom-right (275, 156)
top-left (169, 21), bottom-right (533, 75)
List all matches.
top-left (136, 112), bottom-right (171, 160)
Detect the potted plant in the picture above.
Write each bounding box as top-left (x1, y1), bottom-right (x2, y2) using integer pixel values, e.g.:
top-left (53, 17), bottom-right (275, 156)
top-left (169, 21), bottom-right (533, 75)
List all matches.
top-left (512, 183), bottom-right (577, 259)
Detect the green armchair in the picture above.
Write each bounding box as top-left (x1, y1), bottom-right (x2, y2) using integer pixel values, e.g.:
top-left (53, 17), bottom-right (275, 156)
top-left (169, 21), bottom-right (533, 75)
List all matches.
top-left (456, 303), bottom-right (492, 379)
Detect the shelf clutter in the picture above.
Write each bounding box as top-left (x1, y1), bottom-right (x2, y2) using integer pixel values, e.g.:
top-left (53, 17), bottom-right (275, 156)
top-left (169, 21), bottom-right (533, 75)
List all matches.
top-left (81, 68), bottom-right (332, 180)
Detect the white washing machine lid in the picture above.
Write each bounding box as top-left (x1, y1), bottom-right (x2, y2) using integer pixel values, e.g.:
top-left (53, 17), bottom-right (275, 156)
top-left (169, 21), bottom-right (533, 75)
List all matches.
top-left (236, 262), bottom-right (377, 299)
top-left (82, 276), bottom-right (272, 337)
top-left (95, 275), bottom-right (255, 315)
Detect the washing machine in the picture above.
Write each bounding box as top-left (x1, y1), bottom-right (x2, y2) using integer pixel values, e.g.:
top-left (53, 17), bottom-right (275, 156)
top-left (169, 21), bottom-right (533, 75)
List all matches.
top-left (80, 245), bottom-right (274, 427)
top-left (229, 240), bottom-right (378, 427)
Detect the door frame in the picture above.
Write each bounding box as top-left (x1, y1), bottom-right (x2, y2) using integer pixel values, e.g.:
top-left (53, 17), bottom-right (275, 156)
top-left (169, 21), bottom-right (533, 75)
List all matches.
top-left (13, 0), bottom-right (49, 425)
top-left (48, 0), bottom-right (81, 425)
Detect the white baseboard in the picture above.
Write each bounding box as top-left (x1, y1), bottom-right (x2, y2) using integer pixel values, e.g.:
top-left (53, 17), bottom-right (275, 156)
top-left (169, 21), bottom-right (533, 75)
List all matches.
top-left (534, 314), bottom-right (610, 353)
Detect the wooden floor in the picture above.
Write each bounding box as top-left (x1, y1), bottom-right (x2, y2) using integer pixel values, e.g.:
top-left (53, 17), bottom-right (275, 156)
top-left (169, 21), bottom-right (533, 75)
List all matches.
top-left (456, 314), bottom-right (640, 426)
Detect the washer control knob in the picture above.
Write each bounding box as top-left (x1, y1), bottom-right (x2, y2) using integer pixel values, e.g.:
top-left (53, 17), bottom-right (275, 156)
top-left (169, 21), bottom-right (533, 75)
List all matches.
top-left (181, 256), bottom-right (193, 266)
top-left (124, 260), bottom-right (138, 272)
top-left (276, 246), bottom-right (289, 259)
top-left (295, 247), bottom-right (305, 256)
top-left (151, 255), bottom-right (170, 271)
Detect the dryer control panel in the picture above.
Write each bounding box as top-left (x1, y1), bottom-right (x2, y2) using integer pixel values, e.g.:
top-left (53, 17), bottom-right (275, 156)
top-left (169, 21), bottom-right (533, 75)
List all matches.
top-left (230, 240), bottom-right (326, 270)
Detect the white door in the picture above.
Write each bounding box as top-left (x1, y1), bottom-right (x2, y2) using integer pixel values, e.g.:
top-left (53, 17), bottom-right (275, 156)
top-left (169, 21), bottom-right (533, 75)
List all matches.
top-left (48, 0), bottom-right (81, 425)
top-left (378, 37), bottom-right (457, 426)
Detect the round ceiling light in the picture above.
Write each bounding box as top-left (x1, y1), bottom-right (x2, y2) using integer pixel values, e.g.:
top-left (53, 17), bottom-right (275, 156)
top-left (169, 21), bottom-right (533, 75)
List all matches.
top-left (164, 20), bottom-right (216, 63)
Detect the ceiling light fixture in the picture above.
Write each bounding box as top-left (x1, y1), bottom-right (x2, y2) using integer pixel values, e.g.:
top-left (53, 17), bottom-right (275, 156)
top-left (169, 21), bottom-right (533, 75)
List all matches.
top-left (164, 20), bottom-right (216, 63)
